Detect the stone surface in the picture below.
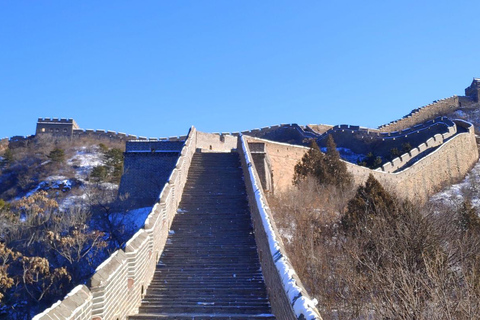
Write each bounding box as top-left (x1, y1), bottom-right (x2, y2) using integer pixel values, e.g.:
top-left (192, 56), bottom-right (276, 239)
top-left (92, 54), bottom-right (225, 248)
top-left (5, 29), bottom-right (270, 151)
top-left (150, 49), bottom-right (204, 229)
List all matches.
top-left (129, 152), bottom-right (274, 320)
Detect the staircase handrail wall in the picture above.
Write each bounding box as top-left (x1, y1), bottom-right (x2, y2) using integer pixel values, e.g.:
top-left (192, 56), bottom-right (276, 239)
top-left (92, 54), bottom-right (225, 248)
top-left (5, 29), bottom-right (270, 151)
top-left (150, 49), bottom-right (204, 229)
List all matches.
top-left (238, 134), bottom-right (322, 320)
top-left (33, 127), bottom-right (198, 320)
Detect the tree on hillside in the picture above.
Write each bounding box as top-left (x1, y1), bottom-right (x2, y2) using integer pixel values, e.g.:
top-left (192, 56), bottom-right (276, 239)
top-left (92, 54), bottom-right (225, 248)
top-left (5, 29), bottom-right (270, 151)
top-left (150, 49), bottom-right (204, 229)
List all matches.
top-left (324, 135), bottom-right (352, 188)
top-left (1, 149), bottom-right (14, 168)
top-left (293, 140), bottom-right (326, 185)
top-left (47, 148), bottom-right (65, 164)
top-left (458, 199), bottom-right (480, 233)
top-left (358, 152), bottom-right (383, 169)
top-left (293, 135), bottom-right (352, 189)
top-left (90, 146), bottom-right (124, 184)
top-left (342, 174), bottom-right (396, 233)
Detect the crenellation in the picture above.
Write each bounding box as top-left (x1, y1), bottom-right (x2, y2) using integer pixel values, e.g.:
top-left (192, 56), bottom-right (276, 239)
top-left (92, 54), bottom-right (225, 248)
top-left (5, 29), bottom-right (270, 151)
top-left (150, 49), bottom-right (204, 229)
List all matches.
top-left (409, 148), bottom-right (419, 158)
top-left (418, 143), bottom-right (427, 153)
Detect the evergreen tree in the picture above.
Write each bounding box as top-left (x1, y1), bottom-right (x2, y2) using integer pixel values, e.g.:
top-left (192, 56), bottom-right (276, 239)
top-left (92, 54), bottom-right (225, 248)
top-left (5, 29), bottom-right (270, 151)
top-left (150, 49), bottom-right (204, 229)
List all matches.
top-left (90, 147), bottom-right (124, 183)
top-left (293, 136), bottom-right (352, 189)
top-left (325, 135), bottom-right (352, 188)
top-left (342, 174), bottom-right (396, 233)
top-left (458, 199), bottom-right (480, 233)
top-left (47, 148), bottom-right (65, 164)
top-left (359, 152), bottom-right (383, 169)
top-left (1, 149), bottom-right (14, 167)
top-left (293, 140), bottom-right (326, 185)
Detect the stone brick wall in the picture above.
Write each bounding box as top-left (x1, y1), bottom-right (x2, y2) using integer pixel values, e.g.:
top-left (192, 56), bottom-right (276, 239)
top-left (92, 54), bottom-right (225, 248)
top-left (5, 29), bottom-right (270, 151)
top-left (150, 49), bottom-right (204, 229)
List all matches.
top-left (32, 285), bottom-right (92, 320)
top-left (315, 117), bottom-right (456, 156)
top-left (306, 124), bottom-right (334, 134)
top-left (238, 123), bottom-right (316, 145)
top-left (195, 131), bottom-right (238, 152)
top-left (378, 96), bottom-right (460, 132)
top-left (239, 136), bottom-right (322, 320)
top-left (247, 120), bottom-right (478, 203)
top-left (118, 151), bottom-right (181, 209)
top-left (245, 136), bottom-right (310, 193)
top-left (36, 118), bottom-right (79, 137)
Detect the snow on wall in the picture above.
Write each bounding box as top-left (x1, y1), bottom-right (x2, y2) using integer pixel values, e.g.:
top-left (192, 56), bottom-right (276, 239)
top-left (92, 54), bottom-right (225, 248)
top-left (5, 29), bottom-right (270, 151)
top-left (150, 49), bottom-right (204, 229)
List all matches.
top-left (239, 134), bottom-right (322, 320)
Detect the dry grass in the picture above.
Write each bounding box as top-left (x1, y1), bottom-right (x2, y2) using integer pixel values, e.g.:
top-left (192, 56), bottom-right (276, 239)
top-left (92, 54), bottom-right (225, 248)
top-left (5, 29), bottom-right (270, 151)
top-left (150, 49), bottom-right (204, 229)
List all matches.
top-left (269, 178), bottom-right (480, 320)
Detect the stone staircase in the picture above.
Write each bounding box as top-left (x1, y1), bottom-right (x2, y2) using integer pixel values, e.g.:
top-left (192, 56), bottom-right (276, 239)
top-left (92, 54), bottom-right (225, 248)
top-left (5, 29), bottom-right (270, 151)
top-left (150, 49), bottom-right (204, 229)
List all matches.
top-left (129, 152), bottom-right (275, 320)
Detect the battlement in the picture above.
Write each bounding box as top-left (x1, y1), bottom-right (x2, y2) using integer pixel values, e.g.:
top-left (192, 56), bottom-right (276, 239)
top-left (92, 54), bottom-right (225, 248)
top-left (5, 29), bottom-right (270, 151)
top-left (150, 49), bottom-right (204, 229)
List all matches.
top-left (37, 117), bottom-right (79, 125)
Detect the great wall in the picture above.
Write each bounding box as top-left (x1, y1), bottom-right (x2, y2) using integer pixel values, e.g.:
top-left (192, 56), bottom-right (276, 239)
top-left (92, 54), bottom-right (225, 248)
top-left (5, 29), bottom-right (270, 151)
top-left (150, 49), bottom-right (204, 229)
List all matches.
top-left (21, 78), bottom-right (480, 319)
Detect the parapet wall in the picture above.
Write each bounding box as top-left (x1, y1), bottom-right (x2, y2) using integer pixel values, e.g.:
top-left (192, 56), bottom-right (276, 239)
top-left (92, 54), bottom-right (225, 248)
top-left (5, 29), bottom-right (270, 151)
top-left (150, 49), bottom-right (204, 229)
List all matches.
top-left (195, 131), bottom-right (238, 152)
top-left (378, 96), bottom-right (461, 132)
top-left (246, 120), bottom-right (478, 202)
top-left (315, 117), bottom-right (456, 156)
top-left (377, 120), bottom-right (457, 173)
top-left (239, 135), bottom-right (322, 320)
top-left (72, 128), bottom-right (187, 142)
top-left (235, 123), bottom-right (317, 145)
top-left (33, 127), bottom-right (198, 320)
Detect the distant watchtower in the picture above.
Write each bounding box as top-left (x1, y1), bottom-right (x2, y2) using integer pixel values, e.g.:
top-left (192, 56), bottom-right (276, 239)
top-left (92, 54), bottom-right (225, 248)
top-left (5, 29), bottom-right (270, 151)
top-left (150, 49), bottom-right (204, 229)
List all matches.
top-left (36, 118), bottom-right (80, 137)
top-left (465, 78), bottom-right (480, 102)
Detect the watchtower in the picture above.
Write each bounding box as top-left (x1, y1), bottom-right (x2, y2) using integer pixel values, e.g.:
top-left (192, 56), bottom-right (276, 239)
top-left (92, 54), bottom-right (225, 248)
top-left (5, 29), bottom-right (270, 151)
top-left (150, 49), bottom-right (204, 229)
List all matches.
top-left (36, 118), bottom-right (80, 137)
top-left (465, 78), bottom-right (480, 102)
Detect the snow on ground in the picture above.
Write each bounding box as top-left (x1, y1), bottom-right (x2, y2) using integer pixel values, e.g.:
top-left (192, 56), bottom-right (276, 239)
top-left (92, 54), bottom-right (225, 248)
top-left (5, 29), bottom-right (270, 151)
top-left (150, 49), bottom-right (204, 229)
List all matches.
top-left (26, 175), bottom-right (73, 197)
top-left (321, 147), bottom-right (365, 164)
top-left (59, 182), bottom-right (118, 211)
top-left (67, 146), bottom-right (104, 180)
top-left (430, 159), bottom-right (480, 207)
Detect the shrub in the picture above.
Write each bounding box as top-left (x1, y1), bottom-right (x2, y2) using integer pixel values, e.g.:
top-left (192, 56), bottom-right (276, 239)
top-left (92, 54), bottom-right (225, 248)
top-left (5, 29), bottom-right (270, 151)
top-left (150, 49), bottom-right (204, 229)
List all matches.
top-left (47, 148), bottom-right (65, 164)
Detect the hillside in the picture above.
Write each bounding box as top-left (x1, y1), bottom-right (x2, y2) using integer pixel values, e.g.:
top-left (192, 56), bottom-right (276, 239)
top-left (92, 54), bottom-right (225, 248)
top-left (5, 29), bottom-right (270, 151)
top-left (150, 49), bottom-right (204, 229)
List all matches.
top-left (0, 136), bottom-right (151, 319)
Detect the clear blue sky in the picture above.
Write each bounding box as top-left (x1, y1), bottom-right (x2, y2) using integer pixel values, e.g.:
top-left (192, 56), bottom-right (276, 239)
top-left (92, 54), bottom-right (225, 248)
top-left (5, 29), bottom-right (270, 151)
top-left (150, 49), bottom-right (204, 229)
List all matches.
top-left (0, 1), bottom-right (478, 138)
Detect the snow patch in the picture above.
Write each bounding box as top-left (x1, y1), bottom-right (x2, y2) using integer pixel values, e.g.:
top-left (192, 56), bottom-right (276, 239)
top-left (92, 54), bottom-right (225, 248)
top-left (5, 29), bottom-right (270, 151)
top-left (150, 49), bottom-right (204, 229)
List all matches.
top-left (431, 159), bottom-right (480, 207)
top-left (67, 146), bottom-right (104, 179)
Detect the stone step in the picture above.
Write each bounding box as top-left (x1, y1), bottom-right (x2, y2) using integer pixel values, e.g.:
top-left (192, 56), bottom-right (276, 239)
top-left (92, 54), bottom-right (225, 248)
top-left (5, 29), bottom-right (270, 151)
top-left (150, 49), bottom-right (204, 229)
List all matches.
top-left (138, 305), bottom-right (270, 315)
top-left (129, 313), bottom-right (275, 320)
